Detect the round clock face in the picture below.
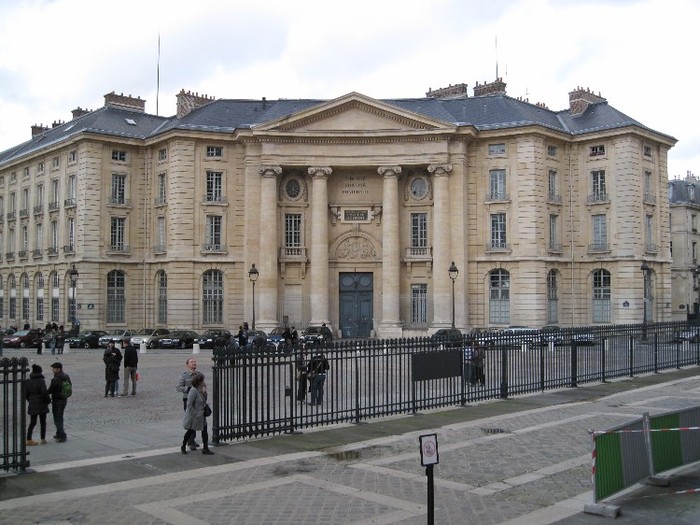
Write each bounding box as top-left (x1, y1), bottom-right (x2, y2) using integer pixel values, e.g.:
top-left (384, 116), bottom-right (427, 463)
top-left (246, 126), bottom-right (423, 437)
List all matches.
top-left (410, 177), bottom-right (428, 200)
top-left (285, 178), bottom-right (301, 199)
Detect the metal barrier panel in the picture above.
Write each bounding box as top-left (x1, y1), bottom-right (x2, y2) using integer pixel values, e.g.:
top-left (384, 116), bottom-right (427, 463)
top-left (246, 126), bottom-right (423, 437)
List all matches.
top-left (1, 357), bottom-right (30, 472)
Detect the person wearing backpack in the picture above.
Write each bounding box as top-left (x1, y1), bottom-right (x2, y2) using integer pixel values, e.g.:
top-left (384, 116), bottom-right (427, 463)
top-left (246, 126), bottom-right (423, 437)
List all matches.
top-left (48, 362), bottom-right (72, 443)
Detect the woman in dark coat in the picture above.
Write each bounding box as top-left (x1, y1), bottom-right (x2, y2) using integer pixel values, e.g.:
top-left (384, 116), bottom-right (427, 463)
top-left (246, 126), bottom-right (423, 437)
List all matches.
top-left (103, 341), bottom-right (122, 397)
top-left (24, 364), bottom-right (50, 445)
top-left (181, 372), bottom-right (213, 455)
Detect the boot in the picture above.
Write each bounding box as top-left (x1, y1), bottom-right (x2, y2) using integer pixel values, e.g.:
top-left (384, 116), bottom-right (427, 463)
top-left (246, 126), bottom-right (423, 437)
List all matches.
top-left (202, 445), bottom-right (214, 455)
top-left (26, 439), bottom-right (38, 446)
top-left (181, 437), bottom-right (188, 454)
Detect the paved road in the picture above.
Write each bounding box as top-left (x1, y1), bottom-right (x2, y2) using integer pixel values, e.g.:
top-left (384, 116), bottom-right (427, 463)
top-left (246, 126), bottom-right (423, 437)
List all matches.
top-left (1, 346), bottom-right (699, 524)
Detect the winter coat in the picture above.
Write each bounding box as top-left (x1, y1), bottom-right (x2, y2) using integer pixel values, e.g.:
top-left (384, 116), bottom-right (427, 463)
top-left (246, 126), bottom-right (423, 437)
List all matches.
top-left (103, 348), bottom-right (123, 381)
top-left (23, 372), bottom-right (50, 416)
top-left (182, 386), bottom-right (207, 431)
top-left (48, 371), bottom-right (71, 403)
top-left (122, 346), bottom-right (138, 368)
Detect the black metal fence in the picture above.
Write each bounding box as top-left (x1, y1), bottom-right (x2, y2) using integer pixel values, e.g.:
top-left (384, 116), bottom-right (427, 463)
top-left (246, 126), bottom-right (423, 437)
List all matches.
top-left (1, 357), bottom-right (30, 472)
top-left (210, 321), bottom-right (700, 443)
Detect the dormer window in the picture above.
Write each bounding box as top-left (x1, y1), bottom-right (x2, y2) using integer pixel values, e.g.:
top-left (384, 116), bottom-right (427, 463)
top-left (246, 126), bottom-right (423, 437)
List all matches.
top-left (590, 145), bottom-right (605, 157)
top-left (206, 146), bottom-right (223, 158)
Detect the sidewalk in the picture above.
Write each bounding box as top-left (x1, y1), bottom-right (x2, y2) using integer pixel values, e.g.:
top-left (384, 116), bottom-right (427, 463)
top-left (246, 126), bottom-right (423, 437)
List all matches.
top-left (1, 347), bottom-right (699, 524)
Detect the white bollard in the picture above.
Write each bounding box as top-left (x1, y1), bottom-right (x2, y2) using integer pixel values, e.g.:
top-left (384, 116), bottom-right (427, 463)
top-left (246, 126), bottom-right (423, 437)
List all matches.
top-left (63, 341), bottom-right (69, 354)
top-left (192, 343), bottom-right (200, 354)
top-left (42, 342), bottom-right (47, 354)
top-left (140, 342), bottom-right (147, 354)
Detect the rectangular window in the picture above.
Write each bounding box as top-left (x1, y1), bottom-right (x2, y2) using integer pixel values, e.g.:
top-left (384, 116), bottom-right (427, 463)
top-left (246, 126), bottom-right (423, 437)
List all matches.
top-left (411, 283), bottom-right (428, 325)
top-left (111, 150), bottom-right (127, 162)
top-left (35, 184), bottom-right (44, 210)
top-left (157, 173), bottom-right (167, 204)
top-left (692, 214), bottom-right (697, 233)
top-left (110, 217), bottom-right (125, 251)
top-left (644, 170), bottom-right (652, 199)
top-left (644, 145), bottom-right (652, 157)
top-left (549, 214), bottom-right (559, 248)
top-left (590, 145), bottom-right (606, 156)
top-left (591, 170), bottom-right (606, 200)
top-left (645, 215), bottom-right (654, 249)
top-left (21, 225), bottom-right (28, 252)
top-left (52, 157), bottom-right (60, 169)
top-left (68, 175), bottom-right (76, 200)
top-left (9, 192), bottom-right (15, 212)
top-left (592, 214), bottom-right (608, 249)
top-left (411, 212), bottom-right (428, 248)
top-left (206, 215), bottom-right (222, 249)
top-left (111, 174), bottom-right (126, 204)
top-left (547, 145), bottom-right (558, 157)
top-left (67, 217), bottom-right (75, 250)
top-left (488, 143), bottom-right (506, 156)
top-left (51, 296), bottom-right (59, 322)
top-left (284, 213), bottom-right (302, 249)
top-left (36, 296), bottom-right (43, 322)
top-left (68, 150), bottom-right (77, 163)
top-left (35, 223), bottom-right (43, 250)
top-left (22, 296), bottom-right (29, 321)
top-left (489, 169), bottom-right (507, 200)
top-left (592, 272), bottom-right (611, 323)
top-left (158, 273), bottom-right (167, 324)
top-left (693, 242), bottom-right (697, 262)
top-left (205, 171), bottom-right (223, 202)
top-left (202, 271), bottom-right (223, 324)
top-left (157, 217), bottom-right (166, 250)
top-left (50, 221), bottom-right (58, 254)
top-left (206, 146), bottom-right (223, 157)
top-left (38, 161), bottom-right (44, 173)
top-left (490, 213), bottom-right (507, 248)
top-left (21, 188), bottom-right (29, 214)
top-left (158, 148), bottom-right (167, 161)
top-left (23, 167), bottom-right (29, 178)
top-left (548, 170), bottom-right (558, 200)
top-left (50, 179), bottom-right (60, 209)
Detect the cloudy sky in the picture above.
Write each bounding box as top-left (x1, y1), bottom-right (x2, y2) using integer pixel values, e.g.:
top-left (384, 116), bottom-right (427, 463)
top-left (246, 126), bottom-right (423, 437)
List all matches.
top-left (0, 0), bottom-right (697, 177)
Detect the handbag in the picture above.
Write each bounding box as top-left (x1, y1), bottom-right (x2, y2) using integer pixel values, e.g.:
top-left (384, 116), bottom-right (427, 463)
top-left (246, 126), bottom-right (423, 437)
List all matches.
top-left (135, 371), bottom-right (140, 382)
top-left (204, 403), bottom-right (212, 417)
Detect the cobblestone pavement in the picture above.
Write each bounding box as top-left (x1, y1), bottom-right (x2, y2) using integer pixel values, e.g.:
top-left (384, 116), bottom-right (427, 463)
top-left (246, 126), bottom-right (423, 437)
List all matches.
top-left (1, 346), bottom-right (699, 524)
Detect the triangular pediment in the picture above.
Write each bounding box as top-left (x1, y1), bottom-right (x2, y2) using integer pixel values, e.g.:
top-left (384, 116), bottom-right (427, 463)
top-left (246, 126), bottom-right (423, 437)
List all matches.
top-left (253, 92), bottom-right (452, 134)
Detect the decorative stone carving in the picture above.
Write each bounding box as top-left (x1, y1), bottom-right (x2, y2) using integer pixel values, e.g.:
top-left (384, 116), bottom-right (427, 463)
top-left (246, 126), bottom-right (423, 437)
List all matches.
top-left (336, 236), bottom-right (378, 260)
top-left (428, 163), bottom-right (453, 177)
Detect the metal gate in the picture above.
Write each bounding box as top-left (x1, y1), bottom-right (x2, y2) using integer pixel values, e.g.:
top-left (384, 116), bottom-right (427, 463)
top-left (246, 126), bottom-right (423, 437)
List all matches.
top-left (1, 357), bottom-right (30, 472)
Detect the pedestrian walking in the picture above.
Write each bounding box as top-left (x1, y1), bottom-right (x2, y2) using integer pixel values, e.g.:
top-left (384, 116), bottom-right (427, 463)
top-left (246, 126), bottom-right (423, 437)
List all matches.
top-left (181, 372), bottom-right (213, 455)
top-left (295, 347), bottom-right (308, 402)
top-left (176, 357), bottom-right (200, 450)
top-left (463, 344), bottom-right (476, 385)
top-left (236, 325), bottom-right (248, 349)
top-left (308, 350), bottom-right (329, 406)
top-left (472, 343), bottom-right (486, 386)
top-left (103, 341), bottom-right (122, 397)
top-left (119, 339), bottom-right (139, 397)
top-left (56, 324), bottom-right (66, 354)
top-left (48, 362), bottom-right (71, 442)
top-left (24, 364), bottom-right (50, 446)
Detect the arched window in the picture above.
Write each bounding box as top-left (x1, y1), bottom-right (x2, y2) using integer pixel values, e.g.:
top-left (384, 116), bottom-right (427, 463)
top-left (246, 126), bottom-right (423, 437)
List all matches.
top-left (107, 270), bottom-right (126, 323)
top-left (22, 273), bottom-right (30, 322)
top-left (489, 269), bottom-right (510, 324)
top-left (202, 270), bottom-right (223, 324)
top-left (592, 269), bottom-right (611, 323)
top-left (36, 273), bottom-right (45, 323)
top-left (157, 270), bottom-right (167, 325)
top-left (547, 270), bottom-right (558, 324)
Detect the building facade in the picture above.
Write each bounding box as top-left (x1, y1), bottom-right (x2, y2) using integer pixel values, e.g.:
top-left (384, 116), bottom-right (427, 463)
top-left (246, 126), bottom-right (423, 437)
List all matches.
top-left (0, 81), bottom-right (676, 337)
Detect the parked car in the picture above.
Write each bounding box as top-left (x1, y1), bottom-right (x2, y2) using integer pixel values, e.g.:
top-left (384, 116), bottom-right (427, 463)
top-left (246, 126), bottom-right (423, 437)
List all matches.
top-left (301, 325), bottom-right (333, 346)
top-left (430, 328), bottom-right (464, 348)
top-left (245, 329), bottom-right (272, 352)
top-left (540, 325), bottom-right (564, 346)
top-left (65, 330), bottom-right (108, 349)
top-left (571, 331), bottom-right (597, 346)
top-left (130, 328), bottom-right (170, 349)
top-left (195, 329), bottom-right (233, 349)
top-left (499, 326), bottom-right (540, 347)
top-left (157, 330), bottom-right (200, 349)
top-left (267, 327), bottom-right (288, 351)
top-left (673, 327), bottom-right (700, 343)
top-left (3, 329), bottom-right (44, 348)
top-left (98, 330), bottom-right (138, 348)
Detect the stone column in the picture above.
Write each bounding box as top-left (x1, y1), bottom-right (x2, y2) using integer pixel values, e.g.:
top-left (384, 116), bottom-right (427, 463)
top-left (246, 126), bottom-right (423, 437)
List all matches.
top-left (258, 166), bottom-right (282, 329)
top-left (429, 163), bottom-right (453, 328)
top-left (378, 166), bottom-right (402, 338)
top-left (309, 166), bottom-right (332, 327)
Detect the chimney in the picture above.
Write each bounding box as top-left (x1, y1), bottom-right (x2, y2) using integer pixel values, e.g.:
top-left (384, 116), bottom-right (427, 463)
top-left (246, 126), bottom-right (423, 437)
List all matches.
top-left (31, 124), bottom-right (49, 138)
top-left (103, 91), bottom-right (146, 112)
top-left (473, 78), bottom-right (507, 97)
top-left (71, 106), bottom-right (91, 119)
top-left (426, 83), bottom-right (469, 99)
top-left (568, 87), bottom-right (606, 117)
top-left (52, 120), bottom-right (64, 128)
top-left (176, 89), bottom-right (216, 118)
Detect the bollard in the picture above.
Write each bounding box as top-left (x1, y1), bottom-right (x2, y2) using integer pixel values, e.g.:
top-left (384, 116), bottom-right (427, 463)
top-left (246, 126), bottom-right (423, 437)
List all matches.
top-left (192, 343), bottom-right (200, 354)
top-left (42, 342), bottom-right (47, 354)
top-left (63, 341), bottom-right (69, 354)
top-left (140, 342), bottom-right (147, 354)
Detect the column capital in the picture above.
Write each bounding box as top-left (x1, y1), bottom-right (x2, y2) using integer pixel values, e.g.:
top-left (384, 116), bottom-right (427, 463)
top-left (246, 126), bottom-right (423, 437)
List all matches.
top-left (377, 166), bottom-right (402, 178)
top-left (428, 164), bottom-right (453, 177)
top-left (308, 166), bottom-right (332, 179)
top-left (260, 165), bottom-right (282, 178)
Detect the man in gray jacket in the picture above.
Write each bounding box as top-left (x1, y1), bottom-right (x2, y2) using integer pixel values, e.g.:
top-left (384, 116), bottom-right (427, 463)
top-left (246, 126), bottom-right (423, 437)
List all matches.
top-left (176, 357), bottom-right (199, 450)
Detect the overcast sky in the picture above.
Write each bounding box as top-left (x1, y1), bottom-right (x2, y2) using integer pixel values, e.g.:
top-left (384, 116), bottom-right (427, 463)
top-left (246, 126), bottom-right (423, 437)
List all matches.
top-left (0, 0), bottom-right (697, 178)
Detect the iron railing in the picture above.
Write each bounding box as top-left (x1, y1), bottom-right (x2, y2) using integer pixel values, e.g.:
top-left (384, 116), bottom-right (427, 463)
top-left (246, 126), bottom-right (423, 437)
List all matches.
top-left (0, 357), bottom-right (30, 472)
top-left (211, 321), bottom-right (700, 443)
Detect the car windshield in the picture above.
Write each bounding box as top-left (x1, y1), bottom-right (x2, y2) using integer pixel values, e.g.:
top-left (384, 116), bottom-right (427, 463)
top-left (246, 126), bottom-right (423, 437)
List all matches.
top-left (12, 330), bottom-right (29, 336)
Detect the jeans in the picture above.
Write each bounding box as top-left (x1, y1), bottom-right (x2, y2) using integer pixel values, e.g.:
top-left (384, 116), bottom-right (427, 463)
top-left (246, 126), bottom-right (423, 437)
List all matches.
top-left (310, 373), bottom-right (326, 405)
top-left (52, 400), bottom-right (67, 439)
top-left (122, 367), bottom-right (137, 395)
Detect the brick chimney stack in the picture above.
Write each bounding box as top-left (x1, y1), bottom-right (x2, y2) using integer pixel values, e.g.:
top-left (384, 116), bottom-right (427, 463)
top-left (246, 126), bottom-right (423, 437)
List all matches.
top-left (473, 78), bottom-right (507, 97)
top-left (176, 89), bottom-right (216, 118)
top-left (71, 107), bottom-right (91, 119)
top-left (426, 83), bottom-right (468, 99)
top-left (568, 87), bottom-right (607, 117)
top-left (104, 92), bottom-right (146, 112)
top-left (31, 124), bottom-right (49, 138)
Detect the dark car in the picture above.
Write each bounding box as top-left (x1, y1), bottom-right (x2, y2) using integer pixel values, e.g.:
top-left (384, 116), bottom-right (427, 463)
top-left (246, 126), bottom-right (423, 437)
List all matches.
top-left (65, 330), bottom-right (108, 349)
top-left (540, 325), bottom-right (564, 346)
top-left (195, 329), bottom-right (232, 349)
top-left (245, 329), bottom-right (273, 352)
top-left (430, 328), bottom-right (464, 348)
top-left (267, 327), bottom-right (292, 352)
top-left (158, 330), bottom-right (200, 349)
top-left (3, 329), bottom-right (44, 348)
top-left (302, 326), bottom-right (333, 346)
top-left (673, 327), bottom-right (700, 343)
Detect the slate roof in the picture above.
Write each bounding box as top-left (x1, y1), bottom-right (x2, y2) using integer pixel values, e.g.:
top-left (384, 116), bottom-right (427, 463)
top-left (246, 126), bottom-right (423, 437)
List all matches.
top-left (0, 93), bottom-right (675, 168)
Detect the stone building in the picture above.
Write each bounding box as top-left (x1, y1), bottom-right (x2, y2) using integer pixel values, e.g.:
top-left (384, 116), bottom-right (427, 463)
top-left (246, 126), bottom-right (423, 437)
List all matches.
top-left (0, 81), bottom-right (676, 337)
top-left (669, 172), bottom-right (700, 320)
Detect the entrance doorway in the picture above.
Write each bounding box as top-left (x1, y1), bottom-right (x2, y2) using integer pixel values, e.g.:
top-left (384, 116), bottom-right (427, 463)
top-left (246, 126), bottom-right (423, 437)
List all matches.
top-left (339, 272), bottom-right (373, 338)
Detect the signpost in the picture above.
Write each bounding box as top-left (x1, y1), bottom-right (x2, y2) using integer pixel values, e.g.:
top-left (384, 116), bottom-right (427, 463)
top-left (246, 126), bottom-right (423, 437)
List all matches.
top-left (419, 433), bottom-right (439, 524)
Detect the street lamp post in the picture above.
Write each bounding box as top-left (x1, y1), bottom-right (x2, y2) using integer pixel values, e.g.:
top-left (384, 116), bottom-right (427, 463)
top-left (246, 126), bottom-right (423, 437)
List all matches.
top-left (67, 264), bottom-right (79, 334)
top-left (640, 260), bottom-right (650, 340)
top-left (448, 262), bottom-right (459, 328)
top-left (248, 264), bottom-right (259, 330)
